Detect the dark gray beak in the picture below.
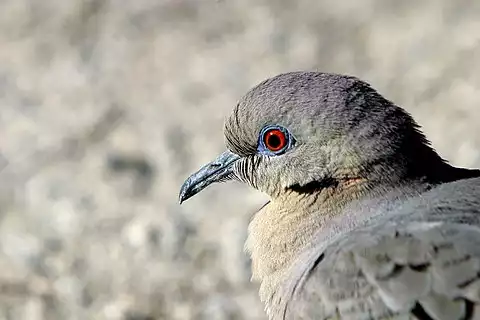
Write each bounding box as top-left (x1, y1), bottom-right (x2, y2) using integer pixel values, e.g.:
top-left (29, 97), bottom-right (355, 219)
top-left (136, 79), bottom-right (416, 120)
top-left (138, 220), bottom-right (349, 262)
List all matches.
top-left (179, 150), bottom-right (240, 204)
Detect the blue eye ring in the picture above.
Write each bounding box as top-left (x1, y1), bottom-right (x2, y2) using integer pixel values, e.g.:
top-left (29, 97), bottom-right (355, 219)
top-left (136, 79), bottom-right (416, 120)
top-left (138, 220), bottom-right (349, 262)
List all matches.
top-left (257, 125), bottom-right (295, 155)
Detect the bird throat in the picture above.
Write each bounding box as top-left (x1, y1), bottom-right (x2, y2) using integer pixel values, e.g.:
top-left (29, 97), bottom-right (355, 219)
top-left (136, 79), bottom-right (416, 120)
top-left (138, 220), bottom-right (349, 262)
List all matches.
top-left (245, 176), bottom-right (371, 305)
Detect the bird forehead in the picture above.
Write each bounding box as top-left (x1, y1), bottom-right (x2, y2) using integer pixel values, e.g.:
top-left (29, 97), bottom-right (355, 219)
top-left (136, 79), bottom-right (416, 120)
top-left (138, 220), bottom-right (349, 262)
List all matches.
top-left (225, 99), bottom-right (296, 143)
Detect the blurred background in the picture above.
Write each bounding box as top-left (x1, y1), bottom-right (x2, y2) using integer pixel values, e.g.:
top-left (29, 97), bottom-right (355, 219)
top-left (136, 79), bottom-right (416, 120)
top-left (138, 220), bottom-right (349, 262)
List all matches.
top-left (0, 0), bottom-right (480, 319)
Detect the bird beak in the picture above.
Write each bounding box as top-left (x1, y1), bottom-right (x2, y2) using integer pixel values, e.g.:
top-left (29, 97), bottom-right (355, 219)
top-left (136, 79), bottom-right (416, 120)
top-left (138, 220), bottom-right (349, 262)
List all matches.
top-left (179, 150), bottom-right (240, 204)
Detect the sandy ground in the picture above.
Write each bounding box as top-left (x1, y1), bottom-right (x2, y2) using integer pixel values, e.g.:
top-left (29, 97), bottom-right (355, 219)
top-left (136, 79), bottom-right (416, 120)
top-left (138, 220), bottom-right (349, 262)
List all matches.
top-left (0, 0), bottom-right (479, 319)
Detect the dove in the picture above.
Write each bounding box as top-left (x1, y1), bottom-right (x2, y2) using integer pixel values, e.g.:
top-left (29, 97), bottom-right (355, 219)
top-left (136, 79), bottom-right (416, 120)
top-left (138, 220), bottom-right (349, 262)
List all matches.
top-left (179, 72), bottom-right (480, 319)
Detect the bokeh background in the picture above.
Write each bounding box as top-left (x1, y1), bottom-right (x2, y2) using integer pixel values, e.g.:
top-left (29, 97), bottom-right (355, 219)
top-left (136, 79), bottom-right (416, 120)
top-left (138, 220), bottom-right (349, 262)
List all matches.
top-left (1, 0), bottom-right (480, 319)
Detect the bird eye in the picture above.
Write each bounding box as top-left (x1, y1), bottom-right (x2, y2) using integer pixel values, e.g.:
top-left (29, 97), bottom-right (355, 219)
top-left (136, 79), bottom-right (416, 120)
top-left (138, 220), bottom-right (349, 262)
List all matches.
top-left (264, 129), bottom-right (286, 151)
top-left (260, 126), bottom-right (291, 154)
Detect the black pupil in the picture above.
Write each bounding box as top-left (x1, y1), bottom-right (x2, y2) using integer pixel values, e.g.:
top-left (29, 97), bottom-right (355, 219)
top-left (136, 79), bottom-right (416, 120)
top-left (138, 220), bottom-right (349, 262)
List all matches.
top-left (267, 133), bottom-right (282, 149)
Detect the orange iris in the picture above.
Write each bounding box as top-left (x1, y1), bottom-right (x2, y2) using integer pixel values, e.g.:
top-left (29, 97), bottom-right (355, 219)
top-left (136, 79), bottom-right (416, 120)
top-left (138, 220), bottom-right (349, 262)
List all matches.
top-left (263, 129), bottom-right (287, 152)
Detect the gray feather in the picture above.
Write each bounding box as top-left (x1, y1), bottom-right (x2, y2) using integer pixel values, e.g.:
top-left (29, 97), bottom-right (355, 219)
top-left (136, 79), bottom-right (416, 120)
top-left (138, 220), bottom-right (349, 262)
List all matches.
top-left (276, 177), bottom-right (480, 320)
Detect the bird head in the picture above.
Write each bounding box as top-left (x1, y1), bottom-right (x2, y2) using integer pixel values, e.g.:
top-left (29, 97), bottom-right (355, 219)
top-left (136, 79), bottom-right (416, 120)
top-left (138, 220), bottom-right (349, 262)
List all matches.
top-left (179, 72), bottom-right (443, 203)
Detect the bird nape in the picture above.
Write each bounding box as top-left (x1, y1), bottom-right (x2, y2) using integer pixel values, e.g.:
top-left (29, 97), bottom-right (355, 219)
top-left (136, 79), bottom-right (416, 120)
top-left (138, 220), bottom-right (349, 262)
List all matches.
top-left (179, 72), bottom-right (480, 320)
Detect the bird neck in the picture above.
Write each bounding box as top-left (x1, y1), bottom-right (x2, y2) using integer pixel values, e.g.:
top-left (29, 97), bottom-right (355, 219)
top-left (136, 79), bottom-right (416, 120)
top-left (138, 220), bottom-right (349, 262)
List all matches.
top-left (245, 177), bottom-right (425, 306)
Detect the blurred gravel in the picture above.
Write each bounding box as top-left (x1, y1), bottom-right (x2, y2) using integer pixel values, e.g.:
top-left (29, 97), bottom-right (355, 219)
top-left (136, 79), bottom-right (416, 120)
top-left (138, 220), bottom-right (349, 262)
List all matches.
top-left (0, 1), bottom-right (479, 319)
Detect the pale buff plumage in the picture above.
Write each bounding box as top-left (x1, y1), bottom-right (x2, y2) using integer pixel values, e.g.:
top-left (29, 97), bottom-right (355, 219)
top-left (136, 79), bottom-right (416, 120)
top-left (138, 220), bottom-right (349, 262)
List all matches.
top-left (246, 180), bottom-right (368, 305)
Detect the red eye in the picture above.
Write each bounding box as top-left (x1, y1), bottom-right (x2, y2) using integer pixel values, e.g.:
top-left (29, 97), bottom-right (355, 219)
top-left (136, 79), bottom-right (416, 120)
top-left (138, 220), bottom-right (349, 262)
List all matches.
top-left (263, 128), bottom-right (287, 152)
